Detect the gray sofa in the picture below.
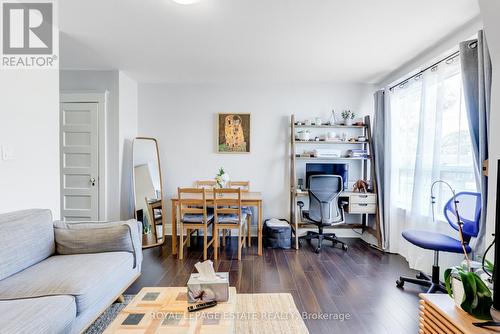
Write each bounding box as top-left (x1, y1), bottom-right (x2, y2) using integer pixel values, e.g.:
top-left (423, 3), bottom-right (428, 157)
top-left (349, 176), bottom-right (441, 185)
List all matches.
top-left (0, 209), bottom-right (142, 334)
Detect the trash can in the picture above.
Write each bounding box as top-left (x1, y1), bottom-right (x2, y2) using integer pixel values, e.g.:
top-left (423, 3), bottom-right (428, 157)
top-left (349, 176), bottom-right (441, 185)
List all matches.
top-left (263, 218), bottom-right (292, 249)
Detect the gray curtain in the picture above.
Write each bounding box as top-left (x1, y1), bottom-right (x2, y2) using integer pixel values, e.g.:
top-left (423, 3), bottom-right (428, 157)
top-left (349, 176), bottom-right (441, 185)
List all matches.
top-left (459, 30), bottom-right (492, 255)
top-left (373, 90), bottom-right (389, 250)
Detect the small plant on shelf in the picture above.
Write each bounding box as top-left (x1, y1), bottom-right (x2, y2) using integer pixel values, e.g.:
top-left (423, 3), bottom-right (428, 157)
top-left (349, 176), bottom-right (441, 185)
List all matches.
top-left (341, 110), bottom-right (356, 125)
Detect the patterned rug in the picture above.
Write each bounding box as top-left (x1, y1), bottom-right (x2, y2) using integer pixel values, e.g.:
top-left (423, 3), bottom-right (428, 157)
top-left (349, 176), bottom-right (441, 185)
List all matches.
top-left (84, 295), bottom-right (134, 334)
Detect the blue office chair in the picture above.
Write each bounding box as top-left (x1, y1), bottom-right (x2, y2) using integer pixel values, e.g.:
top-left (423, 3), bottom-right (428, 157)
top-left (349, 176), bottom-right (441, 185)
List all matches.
top-left (396, 191), bottom-right (481, 293)
top-left (297, 175), bottom-right (348, 253)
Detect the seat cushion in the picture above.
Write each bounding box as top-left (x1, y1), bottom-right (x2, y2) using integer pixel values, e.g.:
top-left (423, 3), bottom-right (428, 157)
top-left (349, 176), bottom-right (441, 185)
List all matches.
top-left (182, 213), bottom-right (214, 223)
top-left (0, 252), bottom-right (135, 315)
top-left (217, 213), bottom-right (247, 224)
top-left (0, 295), bottom-right (76, 334)
top-left (242, 206), bottom-right (253, 216)
top-left (0, 209), bottom-right (55, 280)
top-left (402, 230), bottom-right (472, 253)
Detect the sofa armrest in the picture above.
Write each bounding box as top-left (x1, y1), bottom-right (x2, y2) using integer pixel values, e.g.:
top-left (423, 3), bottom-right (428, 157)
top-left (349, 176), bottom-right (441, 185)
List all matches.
top-left (53, 220), bottom-right (143, 269)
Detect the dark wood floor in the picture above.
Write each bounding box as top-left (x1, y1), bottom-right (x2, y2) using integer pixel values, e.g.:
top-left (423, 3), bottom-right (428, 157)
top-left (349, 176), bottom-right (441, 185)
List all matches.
top-left (127, 237), bottom-right (426, 334)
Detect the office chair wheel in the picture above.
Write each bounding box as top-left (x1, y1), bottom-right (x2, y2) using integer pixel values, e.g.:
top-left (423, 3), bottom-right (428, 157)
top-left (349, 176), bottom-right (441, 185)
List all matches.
top-left (314, 247), bottom-right (321, 254)
top-left (342, 244), bottom-right (348, 251)
top-left (396, 279), bottom-right (404, 288)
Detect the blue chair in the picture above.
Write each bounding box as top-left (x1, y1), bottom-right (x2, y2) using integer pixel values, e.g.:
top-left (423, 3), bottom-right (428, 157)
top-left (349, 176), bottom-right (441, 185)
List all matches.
top-left (396, 192), bottom-right (481, 293)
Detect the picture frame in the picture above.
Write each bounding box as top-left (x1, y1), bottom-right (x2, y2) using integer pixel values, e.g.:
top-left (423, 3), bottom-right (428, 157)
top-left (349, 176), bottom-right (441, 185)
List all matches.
top-left (216, 113), bottom-right (251, 153)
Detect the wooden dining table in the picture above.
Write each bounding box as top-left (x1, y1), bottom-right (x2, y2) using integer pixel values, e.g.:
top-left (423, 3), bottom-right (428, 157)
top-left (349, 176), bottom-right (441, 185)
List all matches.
top-left (170, 191), bottom-right (263, 257)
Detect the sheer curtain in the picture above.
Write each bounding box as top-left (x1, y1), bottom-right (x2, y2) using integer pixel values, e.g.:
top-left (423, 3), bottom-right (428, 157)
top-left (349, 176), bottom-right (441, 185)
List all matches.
top-left (388, 58), bottom-right (477, 273)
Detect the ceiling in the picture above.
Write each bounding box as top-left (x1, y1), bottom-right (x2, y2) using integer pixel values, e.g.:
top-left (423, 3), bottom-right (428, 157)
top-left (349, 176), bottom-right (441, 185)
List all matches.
top-left (59, 0), bottom-right (480, 84)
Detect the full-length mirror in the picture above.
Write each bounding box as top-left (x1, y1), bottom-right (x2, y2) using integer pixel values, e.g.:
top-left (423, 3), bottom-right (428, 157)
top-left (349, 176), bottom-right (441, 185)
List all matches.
top-left (132, 137), bottom-right (165, 248)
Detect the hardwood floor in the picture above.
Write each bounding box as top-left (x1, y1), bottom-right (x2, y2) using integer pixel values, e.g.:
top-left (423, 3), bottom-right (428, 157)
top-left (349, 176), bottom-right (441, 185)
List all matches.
top-left (127, 237), bottom-right (426, 334)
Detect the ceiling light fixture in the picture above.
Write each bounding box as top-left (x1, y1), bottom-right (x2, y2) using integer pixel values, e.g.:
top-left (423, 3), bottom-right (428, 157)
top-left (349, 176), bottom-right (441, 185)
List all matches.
top-left (172, 0), bottom-right (202, 4)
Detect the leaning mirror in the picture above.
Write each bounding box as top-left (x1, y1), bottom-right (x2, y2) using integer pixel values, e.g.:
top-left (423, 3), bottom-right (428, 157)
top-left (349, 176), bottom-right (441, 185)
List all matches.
top-left (132, 137), bottom-right (165, 248)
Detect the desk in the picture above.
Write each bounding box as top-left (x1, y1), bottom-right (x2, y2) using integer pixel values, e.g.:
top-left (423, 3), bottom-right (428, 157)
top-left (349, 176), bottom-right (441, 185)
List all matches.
top-left (171, 192), bottom-right (263, 257)
top-left (293, 190), bottom-right (377, 249)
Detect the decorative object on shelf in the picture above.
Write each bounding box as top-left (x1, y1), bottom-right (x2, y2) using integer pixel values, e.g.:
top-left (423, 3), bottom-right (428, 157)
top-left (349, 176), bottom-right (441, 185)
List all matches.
top-left (353, 179), bottom-right (369, 193)
top-left (329, 109), bottom-right (337, 125)
top-left (304, 119), bottom-right (312, 126)
top-left (215, 167), bottom-right (230, 188)
top-left (327, 131), bottom-right (337, 140)
top-left (314, 117), bottom-right (322, 126)
top-left (341, 110), bottom-right (356, 126)
top-left (217, 113), bottom-right (251, 153)
top-left (296, 130), bottom-right (311, 141)
top-left (357, 136), bottom-right (367, 142)
top-left (354, 121), bottom-right (365, 126)
top-left (297, 178), bottom-right (304, 191)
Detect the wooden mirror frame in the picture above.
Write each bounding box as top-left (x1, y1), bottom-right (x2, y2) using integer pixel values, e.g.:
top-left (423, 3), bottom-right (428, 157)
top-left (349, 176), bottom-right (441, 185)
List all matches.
top-left (132, 137), bottom-right (166, 249)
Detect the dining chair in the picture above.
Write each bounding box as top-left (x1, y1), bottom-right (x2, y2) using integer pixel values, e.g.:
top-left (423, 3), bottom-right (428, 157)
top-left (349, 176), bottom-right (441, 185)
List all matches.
top-left (177, 188), bottom-right (214, 260)
top-left (194, 180), bottom-right (217, 189)
top-left (213, 188), bottom-right (247, 261)
top-left (228, 181), bottom-right (253, 246)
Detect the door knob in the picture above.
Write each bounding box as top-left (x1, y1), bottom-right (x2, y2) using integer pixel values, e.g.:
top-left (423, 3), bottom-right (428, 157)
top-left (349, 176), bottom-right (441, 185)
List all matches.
top-left (90, 177), bottom-right (96, 186)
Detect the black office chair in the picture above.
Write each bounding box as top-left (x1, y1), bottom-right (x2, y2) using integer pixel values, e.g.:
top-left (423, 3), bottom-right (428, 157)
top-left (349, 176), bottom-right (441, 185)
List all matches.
top-left (297, 175), bottom-right (348, 253)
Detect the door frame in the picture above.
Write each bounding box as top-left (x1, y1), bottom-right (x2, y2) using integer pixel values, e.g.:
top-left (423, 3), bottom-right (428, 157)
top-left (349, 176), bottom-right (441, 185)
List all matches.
top-left (60, 91), bottom-right (108, 220)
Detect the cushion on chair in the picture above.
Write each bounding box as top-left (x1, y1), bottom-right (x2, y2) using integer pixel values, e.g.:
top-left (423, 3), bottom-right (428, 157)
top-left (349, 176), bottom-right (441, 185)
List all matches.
top-left (217, 213), bottom-right (247, 224)
top-left (0, 295), bottom-right (76, 334)
top-left (182, 213), bottom-right (214, 223)
top-left (242, 206), bottom-right (252, 216)
top-left (402, 230), bottom-right (472, 253)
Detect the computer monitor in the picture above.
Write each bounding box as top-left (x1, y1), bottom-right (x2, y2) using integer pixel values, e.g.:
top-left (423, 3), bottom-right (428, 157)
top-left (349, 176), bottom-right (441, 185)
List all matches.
top-left (305, 163), bottom-right (349, 190)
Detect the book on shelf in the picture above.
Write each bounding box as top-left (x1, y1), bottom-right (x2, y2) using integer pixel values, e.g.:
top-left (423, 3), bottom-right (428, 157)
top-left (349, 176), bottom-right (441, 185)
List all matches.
top-left (347, 149), bottom-right (368, 158)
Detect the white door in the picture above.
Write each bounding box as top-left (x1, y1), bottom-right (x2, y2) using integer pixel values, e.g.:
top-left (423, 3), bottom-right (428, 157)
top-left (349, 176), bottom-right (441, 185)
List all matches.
top-left (60, 102), bottom-right (99, 221)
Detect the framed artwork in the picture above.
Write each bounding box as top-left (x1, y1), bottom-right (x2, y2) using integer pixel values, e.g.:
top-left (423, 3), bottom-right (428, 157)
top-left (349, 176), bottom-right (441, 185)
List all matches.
top-left (217, 113), bottom-right (251, 153)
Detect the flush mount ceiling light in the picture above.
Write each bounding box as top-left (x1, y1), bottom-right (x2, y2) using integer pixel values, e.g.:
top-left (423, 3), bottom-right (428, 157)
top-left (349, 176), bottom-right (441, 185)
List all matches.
top-left (172, 0), bottom-right (202, 4)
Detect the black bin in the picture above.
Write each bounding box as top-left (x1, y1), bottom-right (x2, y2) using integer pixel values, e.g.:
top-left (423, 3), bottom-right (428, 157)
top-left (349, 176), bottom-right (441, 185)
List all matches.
top-left (263, 218), bottom-right (291, 249)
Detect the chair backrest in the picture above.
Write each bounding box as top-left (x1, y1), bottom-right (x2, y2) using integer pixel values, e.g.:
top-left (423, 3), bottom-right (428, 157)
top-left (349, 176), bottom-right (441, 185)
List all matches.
top-left (308, 175), bottom-right (344, 225)
top-left (228, 181), bottom-right (250, 192)
top-left (443, 191), bottom-right (481, 240)
top-left (194, 180), bottom-right (217, 189)
top-left (177, 188), bottom-right (209, 224)
top-left (213, 188), bottom-right (242, 224)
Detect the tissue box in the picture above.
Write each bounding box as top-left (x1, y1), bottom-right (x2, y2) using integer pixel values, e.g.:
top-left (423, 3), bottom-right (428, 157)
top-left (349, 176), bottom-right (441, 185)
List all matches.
top-left (187, 272), bottom-right (229, 303)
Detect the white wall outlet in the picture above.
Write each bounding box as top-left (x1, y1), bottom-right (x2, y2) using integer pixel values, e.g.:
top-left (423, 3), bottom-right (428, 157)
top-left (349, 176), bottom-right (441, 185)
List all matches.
top-left (1, 145), bottom-right (15, 161)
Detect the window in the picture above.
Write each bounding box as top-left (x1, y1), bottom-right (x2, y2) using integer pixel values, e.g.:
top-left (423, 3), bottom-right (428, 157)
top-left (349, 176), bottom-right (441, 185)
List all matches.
top-left (390, 57), bottom-right (476, 216)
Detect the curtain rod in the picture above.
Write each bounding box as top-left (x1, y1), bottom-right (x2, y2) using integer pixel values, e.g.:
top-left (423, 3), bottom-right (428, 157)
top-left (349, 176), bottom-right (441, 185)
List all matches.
top-left (388, 50), bottom-right (461, 91)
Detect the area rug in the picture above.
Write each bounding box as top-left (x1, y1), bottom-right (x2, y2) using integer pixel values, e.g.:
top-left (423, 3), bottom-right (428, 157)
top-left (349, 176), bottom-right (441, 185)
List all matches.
top-left (85, 293), bottom-right (309, 334)
top-left (84, 295), bottom-right (134, 334)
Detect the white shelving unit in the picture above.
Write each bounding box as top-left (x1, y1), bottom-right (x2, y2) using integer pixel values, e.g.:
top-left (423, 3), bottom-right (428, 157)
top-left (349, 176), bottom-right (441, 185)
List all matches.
top-left (289, 114), bottom-right (382, 249)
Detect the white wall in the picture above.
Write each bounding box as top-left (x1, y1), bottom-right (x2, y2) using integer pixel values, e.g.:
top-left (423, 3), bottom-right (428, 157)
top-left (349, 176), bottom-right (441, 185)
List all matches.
top-left (118, 72), bottom-right (138, 220)
top-left (0, 70), bottom-right (60, 217)
top-left (478, 0), bottom-right (500, 247)
top-left (138, 82), bottom-right (374, 234)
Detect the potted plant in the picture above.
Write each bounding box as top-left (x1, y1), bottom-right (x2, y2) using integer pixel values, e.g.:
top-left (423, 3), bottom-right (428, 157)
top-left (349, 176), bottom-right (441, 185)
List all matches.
top-left (215, 167), bottom-right (230, 188)
top-left (341, 110), bottom-right (355, 126)
top-left (444, 265), bottom-right (492, 320)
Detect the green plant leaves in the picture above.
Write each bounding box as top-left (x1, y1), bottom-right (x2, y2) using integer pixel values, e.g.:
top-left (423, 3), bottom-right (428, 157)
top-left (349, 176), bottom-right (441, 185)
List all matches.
top-left (444, 267), bottom-right (492, 320)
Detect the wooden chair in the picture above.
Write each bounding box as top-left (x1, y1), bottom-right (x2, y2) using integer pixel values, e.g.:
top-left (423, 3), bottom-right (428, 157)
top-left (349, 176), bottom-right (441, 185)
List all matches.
top-left (194, 180), bottom-right (217, 189)
top-left (227, 181), bottom-right (252, 246)
top-left (177, 188), bottom-right (214, 260)
top-left (213, 188), bottom-right (247, 261)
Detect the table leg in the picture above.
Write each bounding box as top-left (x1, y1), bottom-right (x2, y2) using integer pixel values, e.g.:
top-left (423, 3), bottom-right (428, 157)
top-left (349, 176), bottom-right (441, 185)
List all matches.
top-left (171, 201), bottom-right (177, 256)
top-left (258, 201), bottom-right (262, 256)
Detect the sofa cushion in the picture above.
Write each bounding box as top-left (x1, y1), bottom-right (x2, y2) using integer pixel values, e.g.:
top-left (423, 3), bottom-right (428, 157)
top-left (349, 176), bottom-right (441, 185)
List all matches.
top-left (0, 252), bottom-right (135, 315)
top-left (0, 209), bottom-right (55, 280)
top-left (0, 295), bottom-right (76, 334)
